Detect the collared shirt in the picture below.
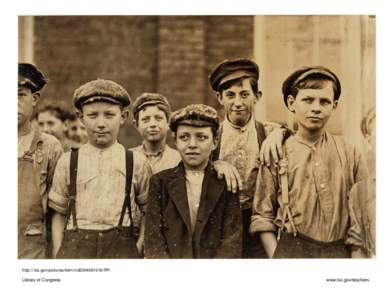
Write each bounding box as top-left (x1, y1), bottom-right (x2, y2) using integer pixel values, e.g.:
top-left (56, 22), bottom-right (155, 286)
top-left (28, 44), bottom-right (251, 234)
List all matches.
top-left (18, 127), bottom-right (64, 212)
top-left (250, 132), bottom-right (368, 246)
top-left (219, 117), bottom-right (280, 208)
top-left (185, 170), bottom-right (205, 232)
top-left (131, 143), bottom-right (181, 174)
top-left (49, 142), bottom-right (152, 230)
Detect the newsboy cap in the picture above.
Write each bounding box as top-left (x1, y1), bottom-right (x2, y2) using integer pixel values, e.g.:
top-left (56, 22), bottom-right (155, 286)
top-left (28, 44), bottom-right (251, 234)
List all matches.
top-left (18, 63), bottom-right (47, 93)
top-left (169, 104), bottom-right (219, 133)
top-left (73, 79), bottom-right (131, 110)
top-left (209, 58), bottom-right (259, 91)
top-left (132, 93), bottom-right (171, 119)
top-left (282, 66), bottom-right (341, 108)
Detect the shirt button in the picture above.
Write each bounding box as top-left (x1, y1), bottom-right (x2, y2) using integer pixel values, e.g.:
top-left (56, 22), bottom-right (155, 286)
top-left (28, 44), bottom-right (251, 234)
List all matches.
top-left (315, 162), bottom-right (319, 167)
top-left (99, 232), bottom-right (103, 237)
top-left (320, 183), bottom-right (325, 189)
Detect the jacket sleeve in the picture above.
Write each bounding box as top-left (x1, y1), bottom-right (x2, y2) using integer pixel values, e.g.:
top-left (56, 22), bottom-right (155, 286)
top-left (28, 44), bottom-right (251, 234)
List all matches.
top-left (144, 175), bottom-right (170, 258)
top-left (215, 191), bottom-right (243, 258)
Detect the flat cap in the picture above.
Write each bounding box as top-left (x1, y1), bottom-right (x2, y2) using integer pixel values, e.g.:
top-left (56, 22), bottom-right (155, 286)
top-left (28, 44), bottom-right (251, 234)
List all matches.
top-left (170, 104), bottom-right (219, 133)
top-left (18, 63), bottom-right (47, 93)
top-left (73, 79), bottom-right (131, 110)
top-left (132, 93), bottom-right (171, 119)
top-left (282, 66), bottom-right (341, 108)
top-left (209, 58), bottom-right (259, 91)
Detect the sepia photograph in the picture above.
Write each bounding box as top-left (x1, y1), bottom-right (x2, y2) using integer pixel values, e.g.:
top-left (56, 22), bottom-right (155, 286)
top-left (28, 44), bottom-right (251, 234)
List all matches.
top-left (18, 15), bottom-right (376, 260)
top-left (4, 0), bottom-right (387, 298)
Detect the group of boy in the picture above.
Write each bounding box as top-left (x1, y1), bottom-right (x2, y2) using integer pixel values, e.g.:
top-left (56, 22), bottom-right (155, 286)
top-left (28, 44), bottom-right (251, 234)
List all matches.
top-left (18, 58), bottom-right (372, 259)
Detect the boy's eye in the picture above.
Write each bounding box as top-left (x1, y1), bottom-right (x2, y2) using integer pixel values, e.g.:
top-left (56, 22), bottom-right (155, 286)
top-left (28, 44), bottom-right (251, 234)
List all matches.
top-left (302, 98), bottom-right (313, 103)
top-left (320, 99), bottom-right (332, 105)
top-left (87, 114), bottom-right (97, 118)
top-left (141, 117), bottom-right (150, 123)
top-left (197, 135), bottom-right (208, 141)
top-left (155, 116), bottom-right (164, 121)
top-left (241, 92), bottom-right (250, 98)
top-left (225, 92), bottom-right (235, 99)
top-left (178, 134), bottom-right (189, 141)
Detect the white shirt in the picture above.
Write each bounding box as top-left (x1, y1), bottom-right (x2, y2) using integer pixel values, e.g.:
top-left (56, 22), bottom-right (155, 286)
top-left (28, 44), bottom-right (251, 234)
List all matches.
top-left (185, 170), bottom-right (205, 233)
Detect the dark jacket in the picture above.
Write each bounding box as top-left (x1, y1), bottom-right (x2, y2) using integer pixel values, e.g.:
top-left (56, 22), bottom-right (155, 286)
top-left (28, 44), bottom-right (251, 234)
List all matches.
top-left (144, 162), bottom-right (242, 258)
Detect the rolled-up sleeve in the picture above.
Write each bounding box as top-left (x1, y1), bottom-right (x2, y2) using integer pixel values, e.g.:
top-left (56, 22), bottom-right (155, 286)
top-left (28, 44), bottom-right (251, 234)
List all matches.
top-left (48, 152), bottom-right (70, 215)
top-left (250, 165), bottom-right (279, 233)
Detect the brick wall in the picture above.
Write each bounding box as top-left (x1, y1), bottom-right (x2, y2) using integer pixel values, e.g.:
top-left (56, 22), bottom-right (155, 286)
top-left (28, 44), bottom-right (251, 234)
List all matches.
top-left (31, 16), bottom-right (254, 147)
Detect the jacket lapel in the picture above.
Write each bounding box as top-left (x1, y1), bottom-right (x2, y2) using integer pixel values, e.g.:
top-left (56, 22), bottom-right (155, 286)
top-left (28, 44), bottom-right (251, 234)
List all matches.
top-left (166, 162), bottom-right (192, 233)
top-left (193, 165), bottom-right (225, 241)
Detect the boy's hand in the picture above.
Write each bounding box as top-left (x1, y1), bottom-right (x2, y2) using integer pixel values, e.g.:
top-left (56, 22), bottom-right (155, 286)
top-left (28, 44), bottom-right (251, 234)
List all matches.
top-left (259, 128), bottom-right (286, 166)
top-left (136, 238), bottom-right (144, 257)
top-left (213, 160), bottom-right (242, 194)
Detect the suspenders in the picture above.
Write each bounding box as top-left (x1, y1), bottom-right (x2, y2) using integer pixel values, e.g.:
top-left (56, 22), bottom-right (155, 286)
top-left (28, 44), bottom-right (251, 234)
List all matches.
top-left (277, 155), bottom-right (297, 241)
top-left (212, 120), bottom-right (266, 160)
top-left (66, 148), bottom-right (134, 232)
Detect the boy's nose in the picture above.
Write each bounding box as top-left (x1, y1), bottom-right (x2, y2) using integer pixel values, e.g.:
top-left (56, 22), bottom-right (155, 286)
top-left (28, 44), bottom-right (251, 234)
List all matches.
top-left (233, 96), bottom-right (243, 107)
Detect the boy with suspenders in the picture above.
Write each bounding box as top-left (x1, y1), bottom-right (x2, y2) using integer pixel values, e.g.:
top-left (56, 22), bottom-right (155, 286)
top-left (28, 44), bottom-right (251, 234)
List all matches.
top-left (49, 79), bottom-right (152, 258)
top-left (250, 67), bottom-right (369, 258)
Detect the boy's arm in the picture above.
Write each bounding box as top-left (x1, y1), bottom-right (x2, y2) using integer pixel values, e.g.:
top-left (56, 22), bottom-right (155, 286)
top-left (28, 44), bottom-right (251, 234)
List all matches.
top-left (51, 212), bottom-right (67, 258)
top-left (144, 175), bottom-right (170, 258)
top-left (215, 192), bottom-right (242, 258)
top-left (250, 164), bottom-right (279, 253)
top-left (260, 232), bottom-right (278, 258)
top-left (260, 122), bottom-right (293, 165)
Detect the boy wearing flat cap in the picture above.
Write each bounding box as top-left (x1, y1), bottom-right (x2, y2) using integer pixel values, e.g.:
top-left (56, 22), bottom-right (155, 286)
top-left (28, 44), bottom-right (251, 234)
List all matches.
top-left (18, 63), bottom-right (63, 258)
top-left (250, 66), bottom-right (369, 258)
top-left (131, 93), bottom-right (180, 174)
top-left (145, 104), bottom-right (242, 258)
top-left (209, 58), bottom-right (290, 258)
top-left (49, 79), bottom-right (152, 258)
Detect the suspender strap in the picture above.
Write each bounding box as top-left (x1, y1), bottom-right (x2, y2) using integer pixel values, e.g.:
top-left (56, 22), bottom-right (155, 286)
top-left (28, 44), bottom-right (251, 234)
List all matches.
top-left (68, 149), bottom-right (79, 229)
top-left (255, 121), bottom-right (266, 149)
top-left (118, 150), bottom-right (134, 231)
top-left (277, 156), bottom-right (297, 241)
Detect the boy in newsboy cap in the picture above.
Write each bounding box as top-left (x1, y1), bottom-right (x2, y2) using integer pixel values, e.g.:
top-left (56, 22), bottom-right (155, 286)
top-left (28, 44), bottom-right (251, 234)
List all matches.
top-left (145, 104), bottom-right (242, 258)
top-left (209, 58), bottom-right (291, 258)
top-left (250, 66), bottom-right (369, 258)
top-left (131, 93), bottom-right (180, 174)
top-left (50, 79), bottom-right (152, 258)
top-left (18, 63), bottom-right (64, 258)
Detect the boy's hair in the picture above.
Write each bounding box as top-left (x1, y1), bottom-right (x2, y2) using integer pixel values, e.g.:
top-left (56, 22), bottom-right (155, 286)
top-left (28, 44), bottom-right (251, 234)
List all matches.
top-left (218, 76), bottom-right (258, 95)
top-left (132, 93), bottom-right (171, 125)
top-left (282, 66), bottom-right (341, 108)
top-left (36, 102), bottom-right (70, 122)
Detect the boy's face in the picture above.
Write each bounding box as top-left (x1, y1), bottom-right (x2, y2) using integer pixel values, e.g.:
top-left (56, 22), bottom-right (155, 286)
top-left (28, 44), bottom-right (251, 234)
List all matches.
top-left (37, 111), bottom-right (67, 140)
top-left (217, 78), bottom-right (260, 127)
top-left (66, 118), bottom-right (88, 144)
top-left (287, 81), bottom-right (338, 133)
top-left (79, 101), bottom-right (127, 149)
top-left (175, 125), bottom-right (217, 171)
top-left (18, 87), bottom-right (39, 127)
top-left (136, 105), bottom-right (168, 143)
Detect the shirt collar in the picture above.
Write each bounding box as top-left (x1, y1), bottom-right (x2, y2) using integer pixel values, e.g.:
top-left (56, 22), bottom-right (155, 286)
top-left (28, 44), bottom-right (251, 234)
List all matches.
top-left (224, 114), bottom-right (255, 133)
top-left (140, 142), bottom-right (165, 157)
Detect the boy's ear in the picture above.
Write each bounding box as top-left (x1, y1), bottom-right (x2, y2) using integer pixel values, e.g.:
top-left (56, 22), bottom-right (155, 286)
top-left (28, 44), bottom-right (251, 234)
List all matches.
top-left (211, 135), bottom-right (219, 151)
top-left (333, 100), bottom-right (339, 109)
top-left (216, 92), bottom-right (223, 106)
top-left (76, 110), bottom-right (85, 124)
top-left (255, 91), bottom-right (262, 103)
top-left (120, 108), bottom-right (129, 125)
top-left (31, 92), bottom-right (41, 108)
top-left (287, 95), bottom-right (296, 113)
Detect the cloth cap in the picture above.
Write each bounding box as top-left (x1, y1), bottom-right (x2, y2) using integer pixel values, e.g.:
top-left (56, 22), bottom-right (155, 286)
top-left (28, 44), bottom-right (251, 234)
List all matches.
top-left (132, 93), bottom-right (171, 120)
top-left (209, 58), bottom-right (259, 91)
top-left (18, 63), bottom-right (47, 93)
top-left (282, 66), bottom-right (341, 109)
top-left (169, 104), bottom-right (219, 133)
top-left (73, 79), bottom-right (131, 110)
